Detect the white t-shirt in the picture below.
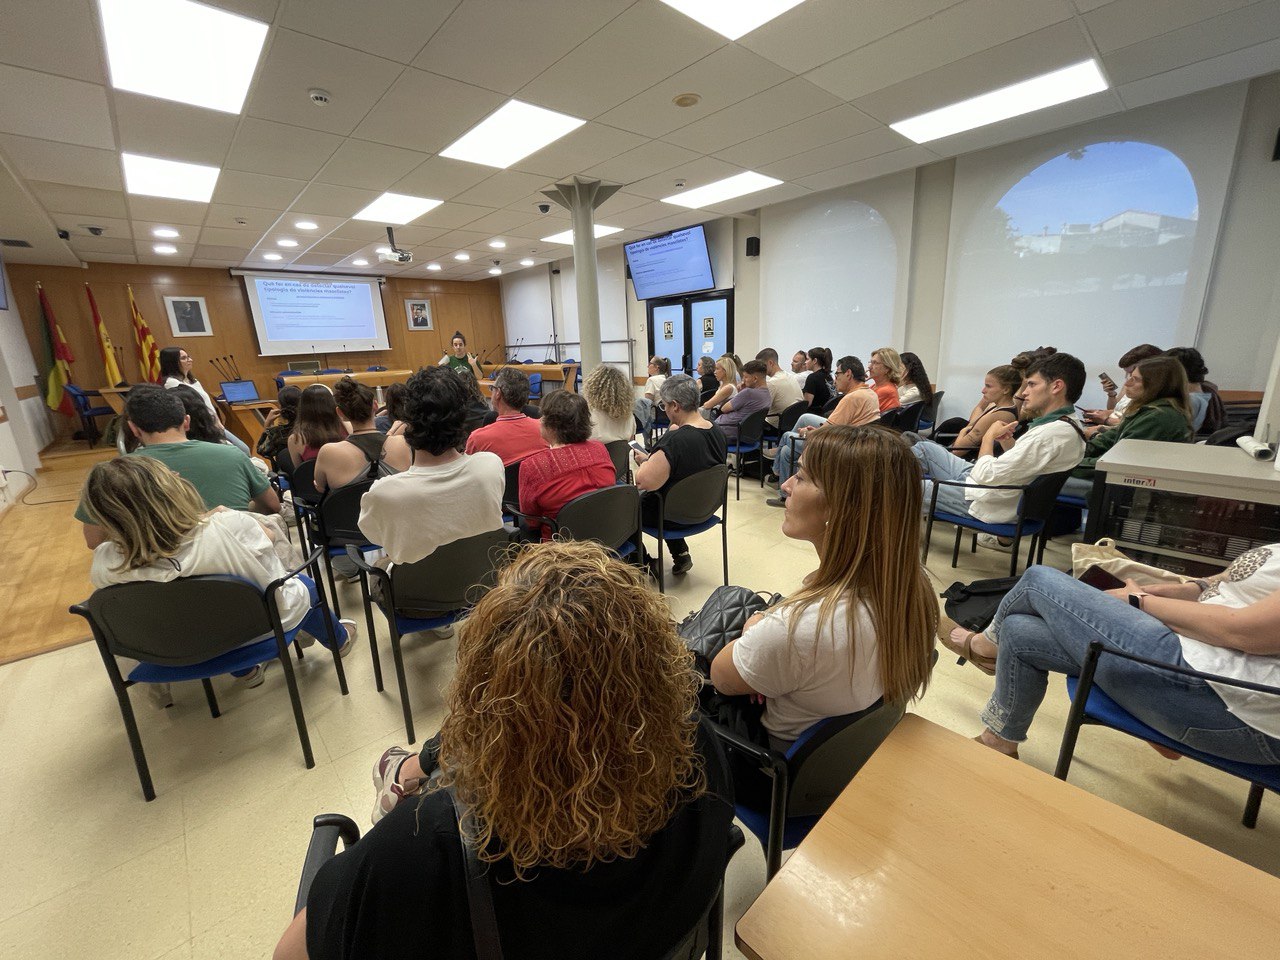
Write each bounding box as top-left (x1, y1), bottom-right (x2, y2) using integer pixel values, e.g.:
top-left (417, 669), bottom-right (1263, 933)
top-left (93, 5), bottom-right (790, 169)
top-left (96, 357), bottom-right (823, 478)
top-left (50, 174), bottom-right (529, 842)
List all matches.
top-left (357, 452), bottom-right (505, 566)
top-left (590, 408), bottom-right (635, 444)
top-left (966, 418), bottom-right (1085, 524)
top-left (643, 374), bottom-right (667, 400)
top-left (732, 595), bottom-right (883, 742)
top-left (164, 375), bottom-right (218, 418)
top-left (897, 383), bottom-right (922, 406)
top-left (766, 370), bottom-right (804, 416)
top-left (1178, 545), bottom-right (1280, 739)
top-left (90, 509), bottom-right (311, 632)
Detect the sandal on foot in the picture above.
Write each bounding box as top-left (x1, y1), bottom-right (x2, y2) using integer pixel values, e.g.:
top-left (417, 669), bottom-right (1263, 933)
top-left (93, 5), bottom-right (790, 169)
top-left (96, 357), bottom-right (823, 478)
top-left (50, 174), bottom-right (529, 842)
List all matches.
top-left (938, 615), bottom-right (997, 675)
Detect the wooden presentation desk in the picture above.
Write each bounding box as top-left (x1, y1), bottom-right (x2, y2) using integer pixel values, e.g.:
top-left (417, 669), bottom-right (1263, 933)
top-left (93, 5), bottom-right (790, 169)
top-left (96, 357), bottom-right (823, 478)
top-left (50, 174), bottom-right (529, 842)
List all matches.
top-left (735, 715), bottom-right (1280, 960)
top-left (480, 362), bottom-right (578, 393)
top-left (279, 369), bottom-right (413, 388)
top-left (95, 386), bottom-right (277, 451)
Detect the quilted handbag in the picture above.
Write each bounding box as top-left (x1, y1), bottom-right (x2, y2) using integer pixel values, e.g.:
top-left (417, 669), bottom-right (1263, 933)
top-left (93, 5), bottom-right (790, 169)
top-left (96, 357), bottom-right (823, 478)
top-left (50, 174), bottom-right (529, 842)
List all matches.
top-left (939, 576), bottom-right (1022, 633)
top-left (678, 584), bottom-right (782, 676)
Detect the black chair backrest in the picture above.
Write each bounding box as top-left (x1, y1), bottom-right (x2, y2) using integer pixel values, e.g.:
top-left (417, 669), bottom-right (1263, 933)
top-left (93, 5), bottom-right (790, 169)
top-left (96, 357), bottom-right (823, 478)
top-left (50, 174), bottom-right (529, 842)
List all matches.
top-left (290, 459), bottom-right (322, 506)
top-left (737, 408), bottom-right (768, 446)
top-left (553, 485), bottom-right (640, 551)
top-left (920, 389), bottom-right (944, 426)
top-left (1206, 424), bottom-right (1255, 446)
top-left (503, 459), bottom-right (523, 505)
top-left (603, 439), bottom-right (630, 482)
top-left (661, 464), bottom-right (729, 526)
top-left (776, 400), bottom-right (808, 437)
top-left (272, 449), bottom-right (295, 479)
top-left (317, 479), bottom-right (376, 546)
top-left (820, 393), bottom-right (842, 416)
top-left (77, 577), bottom-right (275, 666)
top-left (1019, 470), bottom-right (1074, 523)
top-left (894, 400), bottom-right (926, 433)
top-left (388, 528), bottom-right (511, 616)
top-left (787, 698), bottom-right (906, 817)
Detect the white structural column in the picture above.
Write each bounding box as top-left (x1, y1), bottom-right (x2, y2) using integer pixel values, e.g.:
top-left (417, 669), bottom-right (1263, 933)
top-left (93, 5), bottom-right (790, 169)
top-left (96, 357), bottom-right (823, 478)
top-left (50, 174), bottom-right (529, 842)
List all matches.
top-left (542, 176), bottom-right (620, 377)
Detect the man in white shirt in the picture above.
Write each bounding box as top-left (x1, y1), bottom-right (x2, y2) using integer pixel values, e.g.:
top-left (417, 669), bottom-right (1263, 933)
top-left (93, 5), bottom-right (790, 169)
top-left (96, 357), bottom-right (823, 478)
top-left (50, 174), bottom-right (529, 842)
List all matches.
top-left (755, 347), bottom-right (804, 418)
top-left (912, 353), bottom-right (1087, 524)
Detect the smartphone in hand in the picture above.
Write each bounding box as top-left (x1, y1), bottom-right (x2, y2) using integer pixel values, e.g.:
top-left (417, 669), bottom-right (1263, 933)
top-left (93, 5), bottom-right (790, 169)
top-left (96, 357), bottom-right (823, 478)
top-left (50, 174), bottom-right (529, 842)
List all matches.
top-left (629, 440), bottom-right (647, 455)
top-left (1079, 565), bottom-right (1126, 591)
top-left (1098, 371), bottom-right (1117, 392)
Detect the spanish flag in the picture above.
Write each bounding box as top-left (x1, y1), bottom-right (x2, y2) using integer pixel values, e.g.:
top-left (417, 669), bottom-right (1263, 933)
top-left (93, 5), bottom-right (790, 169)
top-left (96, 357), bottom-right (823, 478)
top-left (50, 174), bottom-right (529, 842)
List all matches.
top-left (127, 284), bottom-right (161, 383)
top-left (38, 284), bottom-right (75, 416)
top-left (85, 283), bottom-right (124, 387)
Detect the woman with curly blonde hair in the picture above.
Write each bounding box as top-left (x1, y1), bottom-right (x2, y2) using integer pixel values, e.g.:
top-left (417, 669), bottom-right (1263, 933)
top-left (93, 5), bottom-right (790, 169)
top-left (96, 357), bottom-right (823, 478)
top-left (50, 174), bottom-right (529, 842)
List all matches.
top-left (582, 362), bottom-right (635, 443)
top-left (280, 540), bottom-right (733, 960)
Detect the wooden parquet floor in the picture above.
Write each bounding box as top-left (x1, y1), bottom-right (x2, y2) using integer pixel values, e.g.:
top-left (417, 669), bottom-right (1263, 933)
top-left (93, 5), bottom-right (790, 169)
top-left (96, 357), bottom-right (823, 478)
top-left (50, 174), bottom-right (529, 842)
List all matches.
top-left (0, 442), bottom-right (115, 664)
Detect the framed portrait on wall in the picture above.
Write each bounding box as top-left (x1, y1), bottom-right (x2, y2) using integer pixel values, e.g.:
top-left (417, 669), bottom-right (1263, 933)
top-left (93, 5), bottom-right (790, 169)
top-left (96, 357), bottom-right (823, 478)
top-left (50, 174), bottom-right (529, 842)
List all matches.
top-left (405, 299), bottom-right (433, 330)
top-left (164, 296), bottom-right (213, 336)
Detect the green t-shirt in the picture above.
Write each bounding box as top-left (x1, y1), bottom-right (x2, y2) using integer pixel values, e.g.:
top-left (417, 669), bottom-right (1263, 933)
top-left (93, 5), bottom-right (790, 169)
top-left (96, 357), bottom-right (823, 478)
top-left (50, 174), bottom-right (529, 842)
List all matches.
top-left (75, 441), bottom-right (270, 523)
top-left (445, 354), bottom-right (474, 374)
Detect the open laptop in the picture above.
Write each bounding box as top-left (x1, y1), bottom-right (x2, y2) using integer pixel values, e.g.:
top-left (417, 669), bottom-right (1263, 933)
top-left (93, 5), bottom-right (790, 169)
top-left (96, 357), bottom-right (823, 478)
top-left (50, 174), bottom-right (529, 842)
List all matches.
top-left (220, 380), bottom-right (261, 404)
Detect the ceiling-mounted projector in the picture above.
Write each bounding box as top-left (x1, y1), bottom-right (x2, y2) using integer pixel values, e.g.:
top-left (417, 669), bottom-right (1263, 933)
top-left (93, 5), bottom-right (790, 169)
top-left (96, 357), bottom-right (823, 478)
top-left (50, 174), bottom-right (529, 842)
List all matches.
top-left (379, 225), bottom-right (412, 265)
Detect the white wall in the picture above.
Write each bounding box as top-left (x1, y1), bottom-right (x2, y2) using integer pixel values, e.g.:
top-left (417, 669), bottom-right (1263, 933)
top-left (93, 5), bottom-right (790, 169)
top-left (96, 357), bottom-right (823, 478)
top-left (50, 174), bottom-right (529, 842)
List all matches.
top-left (0, 262), bottom-right (49, 506)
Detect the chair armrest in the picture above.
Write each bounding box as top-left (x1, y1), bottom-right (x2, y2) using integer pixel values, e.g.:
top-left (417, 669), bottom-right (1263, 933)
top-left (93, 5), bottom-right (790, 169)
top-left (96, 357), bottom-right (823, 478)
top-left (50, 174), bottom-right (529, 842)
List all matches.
top-left (344, 545), bottom-right (391, 588)
top-left (1092, 643), bottom-right (1280, 696)
top-left (294, 813), bottom-right (361, 915)
top-left (505, 507), bottom-right (552, 529)
top-left (930, 477), bottom-right (1032, 493)
top-left (265, 544), bottom-right (326, 608)
top-left (704, 712), bottom-right (785, 773)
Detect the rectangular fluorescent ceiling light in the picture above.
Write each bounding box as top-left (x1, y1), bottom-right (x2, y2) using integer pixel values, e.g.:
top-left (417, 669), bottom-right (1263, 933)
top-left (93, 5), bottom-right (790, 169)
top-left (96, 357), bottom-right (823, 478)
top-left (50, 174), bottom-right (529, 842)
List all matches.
top-left (658, 0), bottom-right (807, 40)
top-left (122, 153), bottom-right (219, 202)
top-left (890, 60), bottom-right (1109, 144)
top-left (662, 171), bottom-right (783, 209)
top-left (352, 192), bottom-right (443, 225)
top-left (440, 100), bottom-right (586, 169)
top-left (540, 224), bottom-right (623, 245)
top-left (98, 0), bottom-right (268, 114)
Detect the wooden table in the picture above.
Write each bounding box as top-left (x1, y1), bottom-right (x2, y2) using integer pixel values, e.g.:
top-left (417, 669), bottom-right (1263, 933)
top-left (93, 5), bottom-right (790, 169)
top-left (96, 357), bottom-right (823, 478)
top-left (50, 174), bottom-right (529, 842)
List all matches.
top-left (220, 400), bottom-right (277, 451)
top-left (279, 369), bottom-right (413, 388)
top-left (735, 714), bottom-right (1280, 960)
top-left (98, 386), bottom-right (129, 414)
top-left (480, 362), bottom-right (578, 393)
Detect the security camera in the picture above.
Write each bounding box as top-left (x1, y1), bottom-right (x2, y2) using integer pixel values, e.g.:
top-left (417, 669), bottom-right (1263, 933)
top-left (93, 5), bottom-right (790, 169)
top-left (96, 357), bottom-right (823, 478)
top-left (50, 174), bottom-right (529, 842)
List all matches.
top-left (536, 202), bottom-right (552, 214)
top-left (56, 229), bottom-right (70, 241)
top-left (674, 179), bottom-right (686, 190)
top-left (86, 225), bottom-right (105, 236)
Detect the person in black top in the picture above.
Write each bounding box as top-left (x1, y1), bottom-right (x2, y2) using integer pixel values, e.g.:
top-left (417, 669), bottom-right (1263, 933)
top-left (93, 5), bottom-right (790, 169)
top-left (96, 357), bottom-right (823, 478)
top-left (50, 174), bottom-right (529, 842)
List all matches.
top-left (633, 374), bottom-right (728, 576)
top-left (802, 346), bottom-right (834, 413)
top-left (696, 355), bottom-right (718, 405)
top-left (276, 540), bottom-right (734, 960)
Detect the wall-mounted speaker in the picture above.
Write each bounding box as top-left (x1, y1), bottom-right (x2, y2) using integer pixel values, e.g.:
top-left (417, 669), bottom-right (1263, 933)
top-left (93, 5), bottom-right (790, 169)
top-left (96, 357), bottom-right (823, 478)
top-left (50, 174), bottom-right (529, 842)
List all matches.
top-left (745, 236), bottom-right (760, 257)
top-left (1273, 127), bottom-right (1280, 162)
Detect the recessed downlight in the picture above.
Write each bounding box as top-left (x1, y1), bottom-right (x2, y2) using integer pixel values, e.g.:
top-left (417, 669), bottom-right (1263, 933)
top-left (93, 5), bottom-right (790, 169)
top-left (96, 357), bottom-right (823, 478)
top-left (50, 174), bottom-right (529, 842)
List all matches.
top-left (454, 252), bottom-right (471, 261)
top-left (153, 243), bottom-right (177, 255)
top-left (488, 267), bottom-right (502, 275)
top-left (488, 239), bottom-right (506, 249)
top-left (276, 238), bottom-right (298, 248)
top-left (426, 263), bottom-right (442, 271)
top-left (294, 220), bottom-right (318, 230)
top-left (152, 227), bottom-right (180, 239)
top-left (263, 253), bottom-right (283, 261)
top-left (519, 258), bottom-right (535, 267)
top-left (352, 258), bottom-right (369, 266)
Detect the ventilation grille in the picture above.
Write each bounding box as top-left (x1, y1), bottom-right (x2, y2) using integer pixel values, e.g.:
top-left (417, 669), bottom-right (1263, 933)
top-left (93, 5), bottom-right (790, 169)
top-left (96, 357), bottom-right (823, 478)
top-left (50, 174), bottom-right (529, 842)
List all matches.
top-left (0, 239), bottom-right (32, 248)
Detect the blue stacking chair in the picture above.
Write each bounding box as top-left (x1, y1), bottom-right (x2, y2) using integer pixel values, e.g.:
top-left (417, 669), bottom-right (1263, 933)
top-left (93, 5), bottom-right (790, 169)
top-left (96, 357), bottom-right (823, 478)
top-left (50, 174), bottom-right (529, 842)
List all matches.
top-left (65, 385), bottom-right (115, 446)
top-left (1056, 640), bottom-right (1280, 828)
top-left (274, 370), bottom-right (304, 390)
top-left (70, 554), bottom-right (349, 800)
top-left (527, 372), bottom-right (543, 401)
top-left (726, 408), bottom-right (768, 501)
top-left (366, 365), bottom-right (387, 371)
top-left (509, 484), bottom-right (640, 559)
top-left (641, 464), bottom-right (729, 593)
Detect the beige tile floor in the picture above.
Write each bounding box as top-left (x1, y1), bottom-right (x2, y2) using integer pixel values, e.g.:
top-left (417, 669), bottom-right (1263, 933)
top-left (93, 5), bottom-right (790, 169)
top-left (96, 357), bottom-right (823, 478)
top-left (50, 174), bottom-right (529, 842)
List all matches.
top-left (2, 483), bottom-right (1278, 959)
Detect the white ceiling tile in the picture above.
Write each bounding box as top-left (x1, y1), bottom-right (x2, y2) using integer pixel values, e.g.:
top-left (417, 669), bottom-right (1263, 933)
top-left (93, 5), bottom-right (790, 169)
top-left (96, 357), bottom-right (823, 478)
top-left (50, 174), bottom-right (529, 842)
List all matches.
top-left (517, 1), bottom-right (725, 119)
top-left (225, 118), bottom-right (344, 180)
top-left (1084, 0), bottom-right (1260, 55)
top-left (452, 171), bottom-right (553, 208)
top-left (280, 0), bottom-right (456, 63)
top-left (713, 104), bottom-right (882, 168)
top-left (329, 220), bottom-right (399, 242)
top-left (759, 126), bottom-right (914, 180)
top-left (414, 201), bottom-right (493, 230)
top-left (29, 182), bottom-right (128, 219)
top-left (505, 217), bottom-right (571, 239)
top-left (593, 191), bottom-right (652, 218)
top-left (198, 226), bottom-right (263, 247)
top-left (704, 182), bottom-right (812, 216)
top-left (1071, 0), bottom-right (1117, 11)
top-left (206, 203), bottom-right (284, 231)
top-left (1103, 1), bottom-right (1280, 85)
top-left (376, 224), bottom-right (445, 246)
top-left (584, 140), bottom-right (702, 184)
top-left (0, 0), bottom-right (107, 84)
top-left (79, 253), bottom-right (139, 264)
top-left (126, 197), bottom-right (209, 226)
top-left (113, 93), bottom-right (239, 167)
top-left (663, 78), bottom-right (843, 154)
top-left (463, 209), bottom-right (538, 234)
top-left (739, 0), bottom-right (962, 74)
top-left (307, 236), bottom-right (368, 256)
top-left (0, 65), bottom-right (114, 149)
top-left (206, 1), bottom-right (282, 22)
top-left (245, 29), bottom-right (404, 135)
top-left (795, 146), bottom-right (938, 191)
top-left (596, 44), bottom-right (793, 139)
top-left (609, 153), bottom-right (745, 200)
top-left (431, 228), bottom-right (489, 249)
top-left (391, 155), bottom-right (494, 202)
top-left (212, 171), bottom-right (307, 208)
top-left (606, 199), bottom-right (677, 228)
top-left (290, 182), bottom-right (380, 218)
top-left (510, 123), bottom-right (648, 180)
top-left (629, 211), bottom-right (709, 235)
top-left (0, 135), bottom-right (122, 191)
top-left (195, 243), bottom-right (254, 260)
top-left (53, 215), bottom-right (132, 239)
top-left (414, 0), bottom-right (632, 94)
top-left (316, 140), bottom-right (432, 191)
top-left (287, 253), bottom-right (347, 267)
top-left (805, 0), bottom-right (1074, 102)
top-left (190, 258), bottom-right (244, 268)
top-left (351, 69), bottom-right (506, 154)
top-left (1116, 36), bottom-right (1280, 108)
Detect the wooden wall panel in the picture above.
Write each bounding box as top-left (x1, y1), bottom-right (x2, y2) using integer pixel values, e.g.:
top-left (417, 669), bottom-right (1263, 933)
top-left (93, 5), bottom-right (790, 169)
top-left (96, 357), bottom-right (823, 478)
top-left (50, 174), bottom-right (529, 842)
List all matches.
top-left (6, 262), bottom-right (505, 434)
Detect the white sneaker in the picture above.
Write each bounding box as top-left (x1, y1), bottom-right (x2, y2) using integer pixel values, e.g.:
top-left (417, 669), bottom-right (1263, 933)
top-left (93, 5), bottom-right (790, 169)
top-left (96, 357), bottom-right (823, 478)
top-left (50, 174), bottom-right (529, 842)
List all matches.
top-left (146, 682), bottom-right (174, 709)
top-left (235, 663), bottom-right (269, 688)
top-left (430, 624), bottom-right (454, 639)
top-left (976, 533), bottom-right (1012, 551)
top-left (337, 618), bottom-right (359, 657)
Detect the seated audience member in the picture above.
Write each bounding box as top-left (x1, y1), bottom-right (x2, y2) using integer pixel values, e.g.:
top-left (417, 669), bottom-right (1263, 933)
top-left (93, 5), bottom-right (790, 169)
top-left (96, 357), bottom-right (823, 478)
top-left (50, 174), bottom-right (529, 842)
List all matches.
top-left (358, 367), bottom-right (504, 568)
top-left (517, 391), bottom-right (616, 541)
top-left (801, 347), bottom-right (834, 414)
top-left (756, 347), bottom-right (804, 420)
top-left (281, 541), bottom-right (732, 960)
top-left (437, 330), bottom-right (485, 380)
top-left (790, 350), bottom-right (809, 377)
top-left (696, 355), bottom-right (718, 404)
top-left (898, 352), bottom-right (934, 409)
top-left (455, 371), bottom-right (492, 438)
top-left (701, 355), bottom-right (740, 414)
top-left (942, 365), bottom-right (1021, 457)
top-left (714, 360), bottom-right (772, 445)
top-left (85, 457), bottom-right (354, 702)
top-left (633, 375), bottom-right (728, 577)
top-left (1082, 343), bottom-right (1163, 428)
top-left (1010, 345), bottom-right (1057, 374)
top-left (158, 346), bottom-right (252, 455)
top-left (1164, 346), bottom-right (1216, 432)
top-left (313, 378), bottom-right (411, 493)
top-left (288, 385), bottom-right (349, 467)
top-left (171, 384), bottom-right (229, 444)
top-left (634, 355), bottom-right (671, 444)
top-left (373, 382), bottom-right (407, 436)
top-left (768, 356), bottom-right (879, 506)
top-left (712, 426), bottom-right (935, 774)
top-left (258, 385), bottom-right (302, 460)
top-left (582, 363), bottom-right (636, 443)
top-left (939, 558), bottom-right (1280, 766)
top-left (465, 367), bottom-right (548, 466)
top-left (911, 353), bottom-right (1087, 528)
top-left (75, 386), bottom-right (279, 549)
top-left (1061, 355), bottom-right (1193, 499)
top-left (867, 348), bottom-right (904, 414)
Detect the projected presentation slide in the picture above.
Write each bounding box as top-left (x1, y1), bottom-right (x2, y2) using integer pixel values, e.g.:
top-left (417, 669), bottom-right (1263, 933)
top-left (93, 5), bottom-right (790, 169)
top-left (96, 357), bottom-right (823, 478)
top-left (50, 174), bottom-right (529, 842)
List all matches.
top-left (625, 225), bottom-right (715, 300)
top-left (254, 277), bottom-right (380, 342)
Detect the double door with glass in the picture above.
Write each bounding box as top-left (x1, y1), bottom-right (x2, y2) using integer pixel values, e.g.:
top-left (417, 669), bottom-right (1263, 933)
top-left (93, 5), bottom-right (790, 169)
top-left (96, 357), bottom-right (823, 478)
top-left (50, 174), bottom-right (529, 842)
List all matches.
top-left (647, 290), bottom-right (734, 376)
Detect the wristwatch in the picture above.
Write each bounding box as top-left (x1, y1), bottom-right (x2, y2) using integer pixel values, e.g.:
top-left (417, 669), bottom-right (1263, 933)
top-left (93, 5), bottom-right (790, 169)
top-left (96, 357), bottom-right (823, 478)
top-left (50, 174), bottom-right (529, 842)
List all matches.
top-left (1128, 593), bottom-right (1143, 610)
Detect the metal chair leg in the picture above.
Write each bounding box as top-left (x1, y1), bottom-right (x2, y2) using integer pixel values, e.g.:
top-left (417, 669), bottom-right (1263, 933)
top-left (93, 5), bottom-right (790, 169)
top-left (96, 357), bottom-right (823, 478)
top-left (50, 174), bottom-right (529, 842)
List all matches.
top-left (201, 678), bottom-right (220, 718)
top-left (310, 570), bottom-right (349, 696)
top-left (1244, 782), bottom-right (1265, 828)
top-left (389, 625), bottom-right (416, 744)
top-left (115, 686), bottom-right (156, 801)
top-left (951, 526), bottom-right (962, 567)
top-left (359, 569), bottom-right (383, 692)
top-left (322, 552), bottom-right (342, 620)
top-left (277, 649), bottom-right (315, 769)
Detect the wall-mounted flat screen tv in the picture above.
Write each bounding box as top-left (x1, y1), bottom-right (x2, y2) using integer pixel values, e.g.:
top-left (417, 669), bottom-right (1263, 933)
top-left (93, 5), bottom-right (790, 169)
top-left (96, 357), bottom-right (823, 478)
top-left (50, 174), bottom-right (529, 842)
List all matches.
top-left (624, 224), bottom-right (714, 301)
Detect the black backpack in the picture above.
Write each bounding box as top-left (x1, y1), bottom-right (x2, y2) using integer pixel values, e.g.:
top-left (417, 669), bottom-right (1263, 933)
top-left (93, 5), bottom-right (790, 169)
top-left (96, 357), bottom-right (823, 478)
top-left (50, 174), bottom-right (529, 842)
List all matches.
top-left (940, 576), bottom-right (1021, 632)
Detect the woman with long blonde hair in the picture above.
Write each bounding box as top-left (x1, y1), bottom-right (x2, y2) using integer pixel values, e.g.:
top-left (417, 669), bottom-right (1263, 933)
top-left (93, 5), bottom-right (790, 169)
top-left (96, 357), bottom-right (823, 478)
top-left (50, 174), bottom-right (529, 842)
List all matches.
top-left (701, 355), bottom-right (740, 412)
top-left (280, 541), bottom-right (733, 960)
top-left (868, 347), bottom-right (904, 413)
top-left (582, 362), bottom-right (635, 443)
top-left (711, 424), bottom-right (936, 752)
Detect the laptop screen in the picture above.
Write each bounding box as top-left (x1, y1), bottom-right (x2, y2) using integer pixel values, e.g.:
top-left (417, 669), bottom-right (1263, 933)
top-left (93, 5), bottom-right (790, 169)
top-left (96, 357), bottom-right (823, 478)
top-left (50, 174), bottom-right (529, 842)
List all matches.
top-left (221, 380), bottom-right (260, 403)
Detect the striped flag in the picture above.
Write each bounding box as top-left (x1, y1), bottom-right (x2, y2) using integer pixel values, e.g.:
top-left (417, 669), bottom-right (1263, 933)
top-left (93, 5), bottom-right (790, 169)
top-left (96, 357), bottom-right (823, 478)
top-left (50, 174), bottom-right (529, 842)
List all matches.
top-left (127, 284), bottom-right (161, 383)
top-left (38, 284), bottom-right (75, 416)
top-left (85, 283), bottom-right (124, 387)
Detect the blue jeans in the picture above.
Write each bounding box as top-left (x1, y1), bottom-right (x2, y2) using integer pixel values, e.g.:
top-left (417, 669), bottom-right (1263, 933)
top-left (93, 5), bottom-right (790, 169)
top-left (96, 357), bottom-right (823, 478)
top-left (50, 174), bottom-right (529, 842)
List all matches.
top-left (981, 566), bottom-right (1280, 764)
top-left (913, 440), bottom-right (975, 518)
top-left (1060, 475), bottom-right (1092, 499)
top-left (774, 414), bottom-right (826, 498)
top-left (294, 575), bottom-right (348, 649)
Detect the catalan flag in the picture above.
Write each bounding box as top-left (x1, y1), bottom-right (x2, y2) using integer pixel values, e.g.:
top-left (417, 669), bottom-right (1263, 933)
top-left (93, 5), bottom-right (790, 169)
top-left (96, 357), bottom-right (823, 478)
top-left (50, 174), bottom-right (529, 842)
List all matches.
top-left (85, 283), bottom-right (124, 387)
top-left (128, 284), bottom-right (161, 383)
top-left (38, 284), bottom-right (75, 416)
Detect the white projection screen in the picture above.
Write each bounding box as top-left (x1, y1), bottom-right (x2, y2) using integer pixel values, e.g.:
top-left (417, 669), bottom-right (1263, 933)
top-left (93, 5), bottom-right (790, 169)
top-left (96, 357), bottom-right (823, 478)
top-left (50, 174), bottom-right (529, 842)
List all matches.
top-left (236, 271), bottom-right (392, 357)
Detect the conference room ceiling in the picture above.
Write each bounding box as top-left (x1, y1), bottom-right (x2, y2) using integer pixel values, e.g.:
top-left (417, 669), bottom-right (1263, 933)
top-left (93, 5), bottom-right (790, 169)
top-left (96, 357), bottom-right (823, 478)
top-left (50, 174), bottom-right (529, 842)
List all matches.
top-left (1, 0), bottom-right (1278, 280)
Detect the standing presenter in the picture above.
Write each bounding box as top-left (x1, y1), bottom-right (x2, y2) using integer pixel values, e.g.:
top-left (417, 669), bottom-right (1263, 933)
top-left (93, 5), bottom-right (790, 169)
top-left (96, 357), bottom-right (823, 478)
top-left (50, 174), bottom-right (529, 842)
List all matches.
top-left (438, 331), bottom-right (485, 381)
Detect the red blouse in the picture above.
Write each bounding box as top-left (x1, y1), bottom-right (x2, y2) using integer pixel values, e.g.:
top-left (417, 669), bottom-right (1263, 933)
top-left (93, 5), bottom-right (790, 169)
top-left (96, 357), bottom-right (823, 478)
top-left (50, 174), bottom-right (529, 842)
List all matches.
top-left (518, 441), bottom-right (617, 540)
